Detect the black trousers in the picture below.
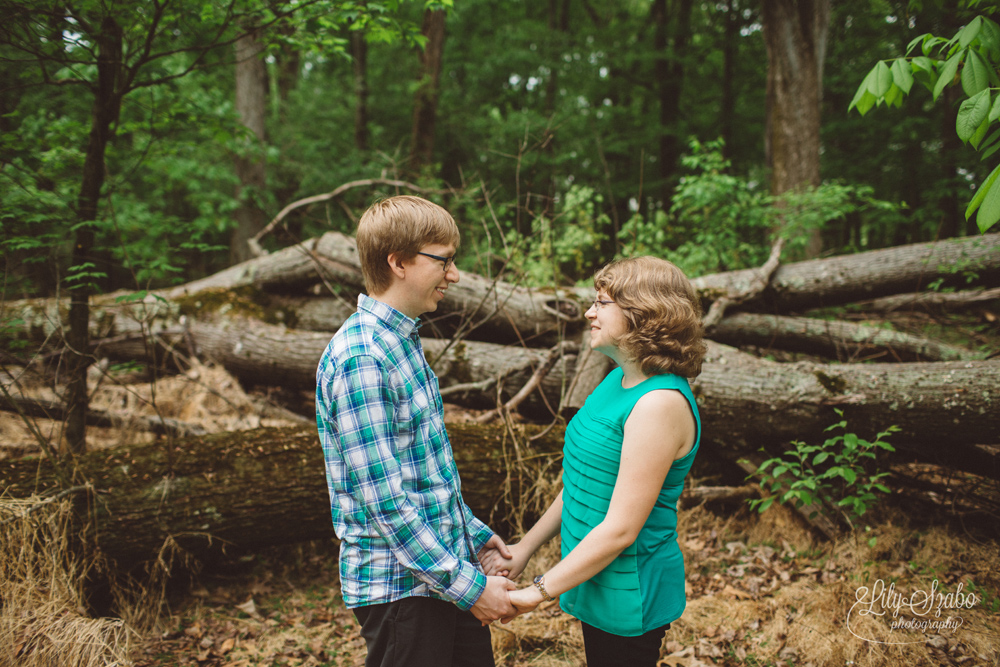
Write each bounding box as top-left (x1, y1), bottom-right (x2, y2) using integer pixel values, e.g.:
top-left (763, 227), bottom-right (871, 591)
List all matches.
top-left (581, 621), bottom-right (670, 667)
top-left (353, 596), bottom-right (494, 667)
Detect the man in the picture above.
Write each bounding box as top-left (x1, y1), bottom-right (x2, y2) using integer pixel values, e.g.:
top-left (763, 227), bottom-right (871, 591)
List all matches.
top-left (316, 196), bottom-right (515, 667)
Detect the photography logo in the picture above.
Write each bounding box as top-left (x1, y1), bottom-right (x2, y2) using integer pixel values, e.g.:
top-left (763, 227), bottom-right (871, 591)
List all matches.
top-left (848, 578), bottom-right (979, 644)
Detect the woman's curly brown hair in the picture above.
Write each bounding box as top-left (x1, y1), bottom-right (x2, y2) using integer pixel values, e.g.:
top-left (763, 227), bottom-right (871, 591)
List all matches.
top-left (593, 256), bottom-right (707, 378)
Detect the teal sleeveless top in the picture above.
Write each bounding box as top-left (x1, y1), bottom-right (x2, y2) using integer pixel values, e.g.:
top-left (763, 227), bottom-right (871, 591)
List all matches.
top-left (559, 367), bottom-right (701, 636)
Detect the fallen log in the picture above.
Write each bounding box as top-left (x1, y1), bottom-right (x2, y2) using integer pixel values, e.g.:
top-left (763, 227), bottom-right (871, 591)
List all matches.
top-left (708, 312), bottom-right (984, 362)
top-left (0, 396), bottom-right (207, 438)
top-left (0, 423), bottom-right (565, 568)
top-left (694, 343), bottom-right (1000, 479)
top-left (163, 232), bottom-right (584, 346)
top-left (572, 234), bottom-right (1000, 313)
top-left (850, 286), bottom-right (1000, 314)
top-left (4, 297), bottom-right (998, 473)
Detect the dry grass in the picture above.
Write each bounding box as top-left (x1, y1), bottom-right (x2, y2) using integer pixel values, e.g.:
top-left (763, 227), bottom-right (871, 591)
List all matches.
top-left (0, 496), bottom-right (136, 667)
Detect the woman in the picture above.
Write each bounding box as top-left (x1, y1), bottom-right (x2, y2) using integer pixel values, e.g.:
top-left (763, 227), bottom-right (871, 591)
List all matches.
top-left (482, 256), bottom-right (707, 667)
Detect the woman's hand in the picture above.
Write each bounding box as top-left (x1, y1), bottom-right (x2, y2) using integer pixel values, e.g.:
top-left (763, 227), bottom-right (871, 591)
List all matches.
top-left (500, 586), bottom-right (545, 624)
top-left (480, 541), bottom-right (532, 580)
top-left (478, 534), bottom-right (513, 576)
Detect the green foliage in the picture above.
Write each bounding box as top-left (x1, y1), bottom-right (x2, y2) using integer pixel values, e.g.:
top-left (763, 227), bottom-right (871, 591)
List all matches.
top-left (618, 140), bottom-right (906, 277)
top-left (505, 185), bottom-right (610, 287)
top-left (850, 14), bottom-right (1000, 232)
top-left (747, 411), bottom-right (900, 526)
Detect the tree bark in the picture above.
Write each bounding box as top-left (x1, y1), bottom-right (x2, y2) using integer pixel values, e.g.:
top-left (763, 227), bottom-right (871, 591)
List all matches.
top-left (652, 0), bottom-right (693, 204)
top-left (709, 312), bottom-right (983, 362)
top-left (351, 29), bottom-right (370, 152)
top-left (409, 8), bottom-right (446, 173)
top-left (231, 27), bottom-right (270, 265)
top-left (761, 0), bottom-right (830, 257)
top-left (0, 423), bottom-right (565, 568)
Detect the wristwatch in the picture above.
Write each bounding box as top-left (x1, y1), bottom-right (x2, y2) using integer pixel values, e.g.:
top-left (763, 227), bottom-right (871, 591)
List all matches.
top-left (533, 575), bottom-right (554, 602)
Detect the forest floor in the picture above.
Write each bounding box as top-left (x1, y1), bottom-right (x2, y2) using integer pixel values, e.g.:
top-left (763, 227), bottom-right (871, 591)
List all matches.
top-left (3, 310), bottom-right (999, 667)
top-left (126, 490), bottom-right (1000, 667)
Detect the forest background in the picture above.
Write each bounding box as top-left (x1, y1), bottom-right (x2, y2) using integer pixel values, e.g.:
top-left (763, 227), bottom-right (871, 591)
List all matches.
top-left (2, 0), bottom-right (1000, 666)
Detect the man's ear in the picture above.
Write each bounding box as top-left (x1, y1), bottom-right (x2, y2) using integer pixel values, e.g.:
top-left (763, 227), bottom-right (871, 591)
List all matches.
top-left (386, 252), bottom-right (407, 280)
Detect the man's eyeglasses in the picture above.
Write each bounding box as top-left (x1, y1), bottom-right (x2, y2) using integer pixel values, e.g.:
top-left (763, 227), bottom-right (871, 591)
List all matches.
top-left (417, 251), bottom-right (456, 273)
top-left (592, 299), bottom-right (615, 310)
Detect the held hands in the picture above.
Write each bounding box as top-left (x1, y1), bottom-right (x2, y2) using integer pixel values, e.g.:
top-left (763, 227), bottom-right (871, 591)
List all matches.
top-left (480, 541), bottom-right (531, 580)
top-left (477, 534), bottom-right (513, 577)
top-left (470, 576), bottom-right (517, 626)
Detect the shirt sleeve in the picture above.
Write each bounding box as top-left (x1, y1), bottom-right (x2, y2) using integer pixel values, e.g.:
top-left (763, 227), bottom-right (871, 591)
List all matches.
top-left (464, 505), bottom-right (495, 554)
top-left (333, 355), bottom-right (487, 610)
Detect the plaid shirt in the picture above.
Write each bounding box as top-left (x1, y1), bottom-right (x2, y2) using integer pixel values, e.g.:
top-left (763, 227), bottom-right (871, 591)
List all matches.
top-left (316, 294), bottom-right (493, 610)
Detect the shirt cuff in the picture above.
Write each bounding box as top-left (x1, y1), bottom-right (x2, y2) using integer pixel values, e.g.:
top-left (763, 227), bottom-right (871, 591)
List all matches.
top-left (443, 561), bottom-right (488, 611)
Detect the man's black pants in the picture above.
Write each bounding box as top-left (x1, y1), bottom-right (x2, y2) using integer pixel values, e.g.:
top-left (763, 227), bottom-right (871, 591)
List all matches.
top-left (353, 596), bottom-right (494, 667)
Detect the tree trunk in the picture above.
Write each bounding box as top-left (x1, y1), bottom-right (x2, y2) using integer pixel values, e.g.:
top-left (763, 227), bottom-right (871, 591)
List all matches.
top-left (1, 423), bottom-right (565, 568)
top-left (66, 16), bottom-right (125, 455)
top-left (761, 0), bottom-right (830, 257)
top-left (351, 29), bottom-right (370, 152)
top-left (720, 0), bottom-right (738, 161)
top-left (409, 8), bottom-right (446, 173)
top-left (709, 312), bottom-right (983, 362)
top-left (231, 27), bottom-right (270, 265)
top-left (652, 0), bottom-right (693, 204)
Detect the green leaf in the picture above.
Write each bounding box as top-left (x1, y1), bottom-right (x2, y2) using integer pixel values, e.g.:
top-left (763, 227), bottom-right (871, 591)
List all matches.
top-left (884, 83), bottom-right (902, 108)
top-left (813, 452), bottom-right (829, 465)
top-left (981, 138), bottom-right (1000, 162)
top-left (849, 70), bottom-right (877, 113)
top-left (890, 59), bottom-right (914, 95)
top-left (974, 167), bottom-right (1000, 232)
top-left (957, 89), bottom-right (991, 142)
top-left (959, 16), bottom-right (983, 49)
top-left (971, 116), bottom-right (991, 149)
top-left (933, 50), bottom-right (965, 100)
top-left (962, 50), bottom-right (991, 96)
top-left (964, 163), bottom-right (1000, 218)
top-left (869, 61), bottom-right (893, 97)
top-left (906, 33), bottom-right (930, 55)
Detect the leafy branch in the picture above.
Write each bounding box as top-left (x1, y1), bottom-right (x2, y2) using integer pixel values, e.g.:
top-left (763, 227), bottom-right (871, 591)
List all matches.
top-left (849, 15), bottom-right (1000, 232)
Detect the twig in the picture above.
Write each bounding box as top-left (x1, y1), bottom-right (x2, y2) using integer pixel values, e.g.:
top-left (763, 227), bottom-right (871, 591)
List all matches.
top-left (0, 484), bottom-right (93, 525)
top-left (703, 237), bottom-right (785, 329)
top-left (248, 178), bottom-right (450, 256)
top-left (476, 341), bottom-right (578, 424)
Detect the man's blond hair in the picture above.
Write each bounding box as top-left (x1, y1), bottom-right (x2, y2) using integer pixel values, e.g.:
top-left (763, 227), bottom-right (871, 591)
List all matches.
top-left (356, 196), bottom-right (460, 295)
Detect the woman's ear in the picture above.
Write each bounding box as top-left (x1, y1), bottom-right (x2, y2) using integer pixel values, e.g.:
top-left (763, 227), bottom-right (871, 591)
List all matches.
top-left (386, 252), bottom-right (407, 280)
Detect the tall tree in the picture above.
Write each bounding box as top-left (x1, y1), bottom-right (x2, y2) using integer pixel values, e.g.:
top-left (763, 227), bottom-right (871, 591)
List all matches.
top-left (232, 26), bottom-right (270, 264)
top-left (409, 7), bottom-right (447, 173)
top-left (761, 0), bottom-right (830, 257)
top-left (652, 0), bottom-right (694, 204)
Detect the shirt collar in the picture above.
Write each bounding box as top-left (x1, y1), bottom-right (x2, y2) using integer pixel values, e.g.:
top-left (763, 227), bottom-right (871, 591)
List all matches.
top-left (357, 293), bottom-right (420, 338)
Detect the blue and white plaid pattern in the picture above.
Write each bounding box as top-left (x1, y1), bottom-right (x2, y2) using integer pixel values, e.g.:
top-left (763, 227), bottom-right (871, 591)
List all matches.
top-left (316, 294), bottom-right (493, 610)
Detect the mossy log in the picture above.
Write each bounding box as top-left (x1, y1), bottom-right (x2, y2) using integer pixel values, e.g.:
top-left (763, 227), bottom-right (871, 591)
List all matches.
top-left (0, 423), bottom-right (566, 568)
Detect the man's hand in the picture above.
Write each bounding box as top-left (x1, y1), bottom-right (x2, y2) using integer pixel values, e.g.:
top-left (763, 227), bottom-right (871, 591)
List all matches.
top-left (470, 576), bottom-right (517, 625)
top-left (477, 534), bottom-right (513, 576)
top-left (480, 542), bottom-right (531, 581)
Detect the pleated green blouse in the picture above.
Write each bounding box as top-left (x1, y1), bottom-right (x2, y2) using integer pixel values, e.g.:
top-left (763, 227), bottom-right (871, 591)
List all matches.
top-left (559, 367), bottom-right (701, 636)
